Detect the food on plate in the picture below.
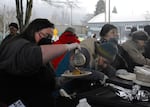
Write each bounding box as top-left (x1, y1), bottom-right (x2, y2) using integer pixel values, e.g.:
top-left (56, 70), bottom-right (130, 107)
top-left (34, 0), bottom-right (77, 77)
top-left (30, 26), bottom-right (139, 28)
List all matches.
top-left (71, 69), bottom-right (82, 75)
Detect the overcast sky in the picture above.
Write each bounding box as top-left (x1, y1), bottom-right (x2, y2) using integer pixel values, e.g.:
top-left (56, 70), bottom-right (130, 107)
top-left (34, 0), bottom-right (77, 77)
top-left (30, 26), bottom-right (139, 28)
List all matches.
top-left (1, 0), bottom-right (150, 25)
top-left (1, 0), bottom-right (150, 14)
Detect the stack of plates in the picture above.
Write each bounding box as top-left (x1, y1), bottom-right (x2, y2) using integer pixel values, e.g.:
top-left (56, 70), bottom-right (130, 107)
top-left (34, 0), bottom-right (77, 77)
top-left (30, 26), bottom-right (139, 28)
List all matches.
top-left (116, 67), bottom-right (150, 87)
top-left (133, 66), bottom-right (150, 87)
top-left (116, 69), bottom-right (136, 81)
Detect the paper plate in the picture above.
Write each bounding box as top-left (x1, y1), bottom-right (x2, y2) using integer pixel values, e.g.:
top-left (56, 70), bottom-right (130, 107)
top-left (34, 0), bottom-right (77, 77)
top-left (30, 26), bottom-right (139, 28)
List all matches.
top-left (117, 73), bottom-right (136, 81)
top-left (133, 79), bottom-right (150, 87)
top-left (61, 71), bottom-right (92, 78)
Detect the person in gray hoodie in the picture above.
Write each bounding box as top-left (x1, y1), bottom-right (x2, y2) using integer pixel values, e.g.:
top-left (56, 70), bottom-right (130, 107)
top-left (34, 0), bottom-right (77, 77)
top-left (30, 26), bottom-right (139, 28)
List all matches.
top-left (122, 31), bottom-right (150, 67)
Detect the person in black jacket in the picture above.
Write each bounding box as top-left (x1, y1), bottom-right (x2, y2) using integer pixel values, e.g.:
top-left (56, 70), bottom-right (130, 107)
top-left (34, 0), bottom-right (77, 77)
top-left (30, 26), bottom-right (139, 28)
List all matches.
top-left (0, 18), bottom-right (80, 107)
top-left (2, 23), bottom-right (19, 43)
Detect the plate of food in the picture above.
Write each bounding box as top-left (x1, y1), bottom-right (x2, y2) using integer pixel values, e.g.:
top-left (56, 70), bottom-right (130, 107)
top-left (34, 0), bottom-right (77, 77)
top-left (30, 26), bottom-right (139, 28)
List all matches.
top-left (61, 69), bottom-right (92, 78)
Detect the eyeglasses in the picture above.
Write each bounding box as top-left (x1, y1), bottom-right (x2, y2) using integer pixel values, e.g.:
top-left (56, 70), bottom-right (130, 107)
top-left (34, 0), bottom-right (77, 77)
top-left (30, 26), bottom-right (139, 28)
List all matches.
top-left (39, 32), bottom-right (52, 39)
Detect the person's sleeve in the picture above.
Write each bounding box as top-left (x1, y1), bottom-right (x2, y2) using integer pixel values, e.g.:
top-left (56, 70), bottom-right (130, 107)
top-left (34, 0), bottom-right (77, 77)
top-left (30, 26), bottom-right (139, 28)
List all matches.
top-left (102, 65), bottom-right (116, 77)
top-left (123, 45), bottom-right (150, 65)
top-left (16, 43), bottom-right (43, 74)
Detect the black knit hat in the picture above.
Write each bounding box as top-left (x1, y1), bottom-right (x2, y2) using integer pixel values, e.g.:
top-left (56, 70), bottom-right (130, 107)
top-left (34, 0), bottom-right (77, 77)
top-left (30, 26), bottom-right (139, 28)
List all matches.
top-left (132, 31), bottom-right (148, 41)
top-left (100, 24), bottom-right (117, 37)
top-left (9, 23), bottom-right (18, 29)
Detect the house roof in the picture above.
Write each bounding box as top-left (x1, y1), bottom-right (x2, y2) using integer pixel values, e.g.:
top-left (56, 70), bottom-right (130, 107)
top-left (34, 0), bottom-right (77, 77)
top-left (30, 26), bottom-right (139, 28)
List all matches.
top-left (88, 13), bottom-right (150, 23)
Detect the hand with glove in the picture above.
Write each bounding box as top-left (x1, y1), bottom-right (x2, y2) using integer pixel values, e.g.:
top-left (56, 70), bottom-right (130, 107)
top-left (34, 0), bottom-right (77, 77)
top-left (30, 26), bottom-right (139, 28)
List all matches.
top-left (66, 43), bottom-right (81, 51)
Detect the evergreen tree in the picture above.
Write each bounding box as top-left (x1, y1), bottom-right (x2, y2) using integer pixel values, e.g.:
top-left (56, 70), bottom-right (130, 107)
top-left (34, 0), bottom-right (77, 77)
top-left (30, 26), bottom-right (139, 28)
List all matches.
top-left (94, 0), bottom-right (105, 16)
top-left (112, 6), bottom-right (117, 14)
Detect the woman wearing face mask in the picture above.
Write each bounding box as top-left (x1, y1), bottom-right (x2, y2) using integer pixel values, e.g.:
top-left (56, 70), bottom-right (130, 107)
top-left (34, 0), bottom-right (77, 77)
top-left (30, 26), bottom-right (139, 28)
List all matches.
top-left (99, 24), bottom-right (130, 71)
top-left (100, 24), bottom-right (119, 43)
top-left (0, 18), bottom-right (80, 107)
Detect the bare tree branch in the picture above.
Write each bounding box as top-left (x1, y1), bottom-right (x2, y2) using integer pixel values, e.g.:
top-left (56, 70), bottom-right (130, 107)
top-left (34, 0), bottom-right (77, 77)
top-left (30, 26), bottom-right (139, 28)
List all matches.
top-left (25, 0), bottom-right (32, 27)
top-left (15, 0), bottom-right (33, 32)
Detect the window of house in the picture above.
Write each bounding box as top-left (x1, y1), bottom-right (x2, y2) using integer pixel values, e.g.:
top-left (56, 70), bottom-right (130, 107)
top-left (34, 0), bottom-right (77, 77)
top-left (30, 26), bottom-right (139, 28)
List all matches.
top-left (125, 25), bottom-right (132, 31)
